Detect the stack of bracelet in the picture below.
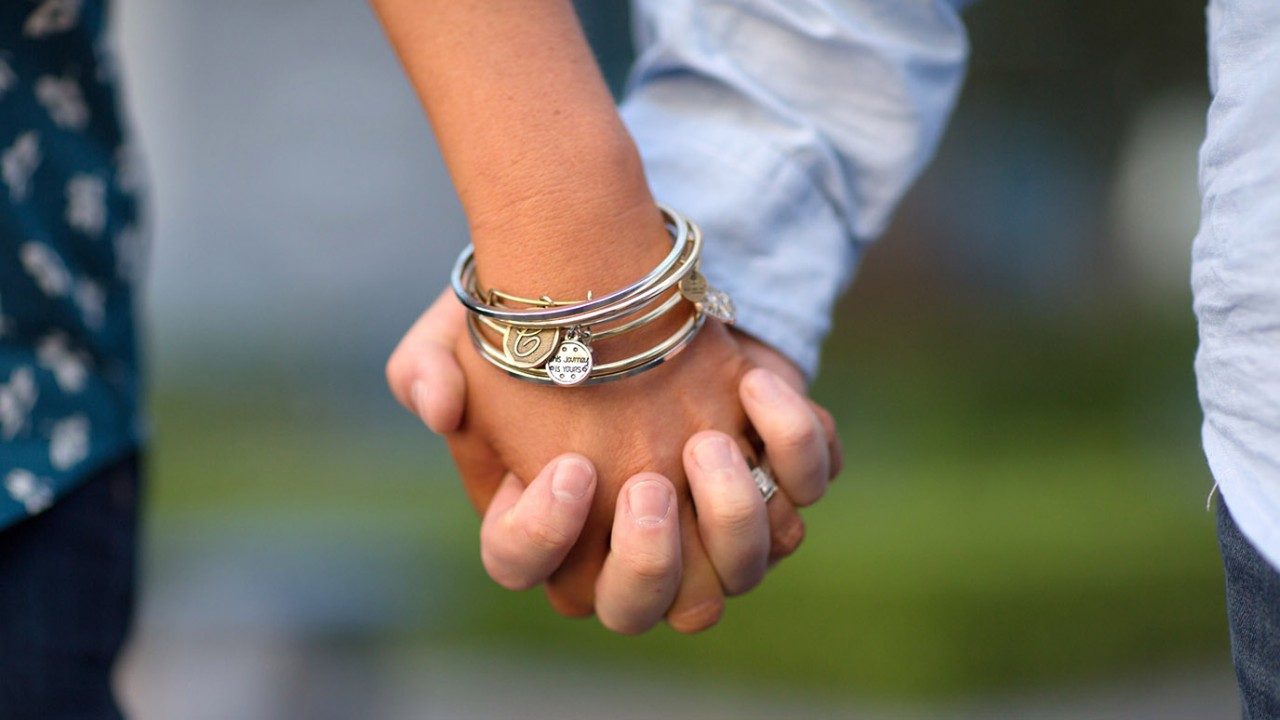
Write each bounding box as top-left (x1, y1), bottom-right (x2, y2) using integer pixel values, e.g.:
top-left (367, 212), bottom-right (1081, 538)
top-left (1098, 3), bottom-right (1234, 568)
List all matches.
top-left (450, 204), bottom-right (735, 386)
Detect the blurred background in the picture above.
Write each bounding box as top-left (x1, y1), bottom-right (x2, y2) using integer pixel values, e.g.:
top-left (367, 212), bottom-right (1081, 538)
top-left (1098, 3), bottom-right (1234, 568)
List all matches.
top-left (112, 0), bottom-right (1228, 718)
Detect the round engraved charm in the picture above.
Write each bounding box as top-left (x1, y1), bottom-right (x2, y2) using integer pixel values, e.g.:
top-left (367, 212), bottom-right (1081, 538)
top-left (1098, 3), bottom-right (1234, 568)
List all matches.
top-left (546, 338), bottom-right (594, 386)
top-left (699, 287), bottom-right (736, 325)
top-left (502, 326), bottom-right (559, 369)
top-left (679, 271), bottom-right (708, 303)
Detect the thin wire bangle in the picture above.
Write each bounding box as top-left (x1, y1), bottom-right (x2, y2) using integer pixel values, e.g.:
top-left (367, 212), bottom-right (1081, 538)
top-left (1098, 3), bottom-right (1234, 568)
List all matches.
top-left (456, 217), bottom-right (701, 330)
top-left (456, 217), bottom-right (697, 328)
top-left (478, 288), bottom-right (685, 342)
top-left (466, 308), bottom-right (705, 386)
top-left (451, 203), bottom-right (694, 325)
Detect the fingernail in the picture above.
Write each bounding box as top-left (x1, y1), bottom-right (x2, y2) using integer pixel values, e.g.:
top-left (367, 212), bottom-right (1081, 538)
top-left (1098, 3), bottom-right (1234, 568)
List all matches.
top-left (551, 458), bottom-right (593, 502)
top-left (747, 370), bottom-right (781, 404)
top-left (628, 480), bottom-right (672, 526)
top-left (693, 436), bottom-right (734, 475)
top-left (411, 380), bottom-right (430, 419)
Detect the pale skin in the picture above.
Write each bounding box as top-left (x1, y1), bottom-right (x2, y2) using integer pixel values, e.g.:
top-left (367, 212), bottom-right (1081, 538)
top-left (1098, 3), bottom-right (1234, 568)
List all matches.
top-left (373, 0), bottom-right (842, 633)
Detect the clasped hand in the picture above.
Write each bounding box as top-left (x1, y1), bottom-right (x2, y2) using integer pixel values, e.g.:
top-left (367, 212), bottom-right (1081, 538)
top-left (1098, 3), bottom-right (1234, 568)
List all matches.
top-left (387, 290), bottom-right (841, 634)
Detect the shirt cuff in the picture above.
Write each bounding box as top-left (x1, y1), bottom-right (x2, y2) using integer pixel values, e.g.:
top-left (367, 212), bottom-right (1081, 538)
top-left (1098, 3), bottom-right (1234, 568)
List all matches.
top-left (622, 100), bottom-right (858, 379)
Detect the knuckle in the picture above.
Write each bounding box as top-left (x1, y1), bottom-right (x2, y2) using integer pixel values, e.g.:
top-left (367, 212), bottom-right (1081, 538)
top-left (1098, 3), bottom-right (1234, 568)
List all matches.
top-left (707, 495), bottom-right (763, 538)
top-left (724, 563), bottom-right (767, 597)
top-left (622, 548), bottom-right (677, 583)
top-left (774, 420), bottom-right (820, 454)
top-left (789, 474), bottom-right (828, 507)
top-left (812, 404), bottom-right (838, 439)
top-left (384, 351), bottom-right (408, 398)
top-left (521, 517), bottom-right (574, 554)
top-left (478, 512), bottom-right (508, 552)
top-left (480, 546), bottom-right (536, 591)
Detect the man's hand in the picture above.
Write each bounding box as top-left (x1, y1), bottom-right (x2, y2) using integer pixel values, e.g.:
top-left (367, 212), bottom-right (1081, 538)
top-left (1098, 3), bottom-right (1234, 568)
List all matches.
top-left (372, 0), bottom-right (839, 634)
top-left (388, 290), bottom-right (842, 633)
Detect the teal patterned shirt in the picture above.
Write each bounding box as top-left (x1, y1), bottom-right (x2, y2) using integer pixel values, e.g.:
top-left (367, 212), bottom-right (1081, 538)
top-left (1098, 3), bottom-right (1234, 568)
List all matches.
top-left (0, 0), bottom-right (142, 530)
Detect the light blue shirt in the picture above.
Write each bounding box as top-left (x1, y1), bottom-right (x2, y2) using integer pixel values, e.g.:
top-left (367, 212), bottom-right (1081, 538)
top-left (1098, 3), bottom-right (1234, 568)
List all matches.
top-left (621, 0), bottom-right (972, 377)
top-left (1193, 1), bottom-right (1280, 570)
top-left (621, 0), bottom-right (1280, 569)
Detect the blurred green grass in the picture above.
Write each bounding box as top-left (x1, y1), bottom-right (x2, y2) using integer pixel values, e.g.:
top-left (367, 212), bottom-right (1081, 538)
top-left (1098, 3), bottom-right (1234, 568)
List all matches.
top-left (146, 305), bottom-right (1226, 700)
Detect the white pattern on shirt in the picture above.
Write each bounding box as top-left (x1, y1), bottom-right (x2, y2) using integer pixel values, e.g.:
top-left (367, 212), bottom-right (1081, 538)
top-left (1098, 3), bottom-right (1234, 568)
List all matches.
top-left (23, 0), bottom-right (82, 39)
top-left (5, 469), bottom-right (54, 515)
top-left (19, 241), bottom-right (72, 296)
top-left (35, 75), bottom-right (90, 130)
top-left (73, 279), bottom-right (106, 330)
top-left (66, 173), bottom-right (106, 236)
top-left (36, 333), bottom-right (90, 393)
top-left (0, 58), bottom-right (16, 98)
top-left (2, 132), bottom-right (41, 203)
top-left (49, 414), bottom-right (90, 470)
top-left (0, 367), bottom-right (38, 440)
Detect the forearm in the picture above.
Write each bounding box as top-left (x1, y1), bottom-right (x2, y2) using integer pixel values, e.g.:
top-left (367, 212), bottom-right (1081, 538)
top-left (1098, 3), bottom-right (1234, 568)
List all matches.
top-left (370, 0), bottom-right (669, 299)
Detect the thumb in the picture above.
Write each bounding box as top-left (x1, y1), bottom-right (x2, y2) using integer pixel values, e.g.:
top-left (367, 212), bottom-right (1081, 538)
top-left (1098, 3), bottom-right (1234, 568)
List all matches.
top-left (386, 288), bottom-right (468, 434)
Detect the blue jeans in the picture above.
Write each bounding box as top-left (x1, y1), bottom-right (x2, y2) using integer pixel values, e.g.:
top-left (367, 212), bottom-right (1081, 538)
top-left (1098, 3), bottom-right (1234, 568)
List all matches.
top-left (1219, 499), bottom-right (1280, 719)
top-left (0, 456), bottom-right (140, 720)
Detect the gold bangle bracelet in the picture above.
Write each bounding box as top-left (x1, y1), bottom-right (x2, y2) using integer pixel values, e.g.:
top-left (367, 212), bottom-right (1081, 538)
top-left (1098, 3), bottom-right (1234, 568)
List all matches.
top-left (466, 307), bottom-right (706, 386)
top-left (451, 203), bottom-right (733, 386)
top-left (477, 289), bottom-right (685, 342)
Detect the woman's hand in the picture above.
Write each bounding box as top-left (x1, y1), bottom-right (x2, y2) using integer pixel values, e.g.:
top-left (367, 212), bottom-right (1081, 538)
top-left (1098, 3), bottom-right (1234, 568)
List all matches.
top-left (387, 290), bottom-right (842, 633)
top-left (372, 0), bottom-right (840, 635)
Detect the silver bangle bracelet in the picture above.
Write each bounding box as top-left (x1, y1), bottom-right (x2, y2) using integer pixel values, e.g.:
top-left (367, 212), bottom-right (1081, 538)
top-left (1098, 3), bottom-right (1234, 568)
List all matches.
top-left (453, 209), bottom-right (701, 331)
top-left (452, 203), bottom-right (734, 386)
top-left (450, 203), bottom-right (692, 325)
top-left (477, 288), bottom-right (686, 342)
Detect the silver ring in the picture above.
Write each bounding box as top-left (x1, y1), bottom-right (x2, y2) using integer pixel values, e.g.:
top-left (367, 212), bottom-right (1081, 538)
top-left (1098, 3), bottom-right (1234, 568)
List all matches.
top-left (750, 464), bottom-right (779, 502)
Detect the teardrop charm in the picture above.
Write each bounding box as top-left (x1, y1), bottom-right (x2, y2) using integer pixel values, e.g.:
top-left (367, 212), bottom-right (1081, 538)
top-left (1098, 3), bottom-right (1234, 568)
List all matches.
top-left (699, 286), bottom-right (736, 325)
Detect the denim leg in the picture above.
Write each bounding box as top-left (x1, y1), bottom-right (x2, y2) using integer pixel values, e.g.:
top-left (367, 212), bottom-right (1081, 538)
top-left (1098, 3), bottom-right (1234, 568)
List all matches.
top-left (0, 456), bottom-right (142, 720)
top-left (1219, 499), bottom-right (1280, 720)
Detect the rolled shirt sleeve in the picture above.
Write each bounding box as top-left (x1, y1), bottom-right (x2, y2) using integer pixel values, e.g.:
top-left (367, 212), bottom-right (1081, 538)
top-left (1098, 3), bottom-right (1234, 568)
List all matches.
top-left (621, 0), bottom-right (972, 377)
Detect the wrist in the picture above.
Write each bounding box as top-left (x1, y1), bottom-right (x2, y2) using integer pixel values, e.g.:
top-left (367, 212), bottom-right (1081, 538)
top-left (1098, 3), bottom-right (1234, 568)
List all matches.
top-left (468, 193), bottom-right (697, 366)
top-left (466, 130), bottom-right (671, 305)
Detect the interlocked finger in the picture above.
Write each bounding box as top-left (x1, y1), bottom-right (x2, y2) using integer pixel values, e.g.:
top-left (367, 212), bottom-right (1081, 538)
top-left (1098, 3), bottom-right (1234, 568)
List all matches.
top-left (595, 474), bottom-right (682, 635)
top-left (740, 368), bottom-right (831, 507)
top-left (684, 431), bottom-right (771, 595)
top-left (479, 455), bottom-right (596, 591)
